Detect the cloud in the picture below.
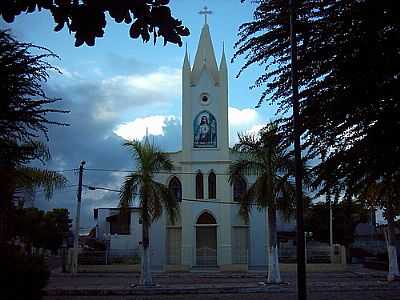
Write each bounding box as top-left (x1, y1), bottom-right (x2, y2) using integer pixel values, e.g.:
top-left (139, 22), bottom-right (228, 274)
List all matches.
top-left (114, 115), bottom-right (177, 141)
top-left (228, 106), bottom-right (267, 145)
top-left (228, 106), bottom-right (258, 125)
top-left (114, 107), bottom-right (267, 149)
top-left (99, 67), bottom-right (180, 105)
top-left (49, 66), bottom-right (181, 122)
top-left (246, 124), bottom-right (267, 135)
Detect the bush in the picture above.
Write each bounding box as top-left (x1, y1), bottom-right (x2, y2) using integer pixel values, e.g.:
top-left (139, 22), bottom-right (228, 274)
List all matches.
top-left (376, 252), bottom-right (389, 262)
top-left (111, 254), bottom-right (141, 265)
top-left (350, 247), bottom-right (372, 259)
top-left (1, 245), bottom-right (50, 300)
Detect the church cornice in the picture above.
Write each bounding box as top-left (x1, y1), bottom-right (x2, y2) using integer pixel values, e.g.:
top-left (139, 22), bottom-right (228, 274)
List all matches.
top-left (179, 160), bottom-right (232, 164)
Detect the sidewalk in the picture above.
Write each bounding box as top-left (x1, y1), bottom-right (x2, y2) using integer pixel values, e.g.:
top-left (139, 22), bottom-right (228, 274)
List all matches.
top-left (45, 266), bottom-right (400, 297)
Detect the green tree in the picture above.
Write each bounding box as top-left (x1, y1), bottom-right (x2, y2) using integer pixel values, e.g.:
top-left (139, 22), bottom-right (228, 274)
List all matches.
top-left (234, 0), bottom-right (400, 279)
top-left (0, 29), bottom-right (67, 298)
top-left (229, 123), bottom-right (303, 283)
top-left (0, 0), bottom-right (189, 47)
top-left (43, 208), bottom-right (72, 253)
top-left (305, 200), bottom-right (370, 246)
top-left (0, 30), bottom-right (67, 242)
top-left (14, 207), bottom-right (71, 254)
top-left (1, 140), bottom-right (66, 243)
top-left (359, 178), bottom-right (400, 280)
top-left (0, 30), bottom-right (68, 144)
top-left (119, 140), bottom-right (178, 286)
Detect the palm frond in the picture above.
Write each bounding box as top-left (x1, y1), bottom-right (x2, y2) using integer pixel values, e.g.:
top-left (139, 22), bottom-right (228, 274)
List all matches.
top-left (253, 174), bottom-right (274, 209)
top-left (151, 181), bottom-right (179, 224)
top-left (275, 178), bottom-right (296, 221)
top-left (16, 166), bottom-right (67, 199)
top-left (230, 123), bottom-right (308, 222)
top-left (119, 173), bottom-right (140, 209)
top-left (123, 140), bottom-right (142, 165)
top-left (152, 151), bottom-right (174, 173)
top-left (228, 159), bottom-right (264, 184)
top-left (120, 140), bottom-right (178, 226)
top-left (237, 181), bottom-right (257, 223)
top-left (233, 133), bottom-right (259, 153)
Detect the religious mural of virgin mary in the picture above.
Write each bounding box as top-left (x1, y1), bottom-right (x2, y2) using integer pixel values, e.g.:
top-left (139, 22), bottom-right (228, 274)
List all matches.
top-left (193, 111), bottom-right (217, 148)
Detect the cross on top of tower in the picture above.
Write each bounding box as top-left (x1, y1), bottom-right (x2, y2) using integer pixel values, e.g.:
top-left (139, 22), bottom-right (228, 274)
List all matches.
top-left (199, 6), bottom-right (212, 24)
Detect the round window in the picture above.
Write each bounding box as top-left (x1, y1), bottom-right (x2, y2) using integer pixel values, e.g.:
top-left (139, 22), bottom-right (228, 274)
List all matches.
top-left (200, 93), bottom-right (210, 105)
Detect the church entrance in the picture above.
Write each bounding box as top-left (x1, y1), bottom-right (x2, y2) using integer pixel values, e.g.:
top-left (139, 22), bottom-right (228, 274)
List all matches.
top-left (196, 212), bottom-right (217, 266)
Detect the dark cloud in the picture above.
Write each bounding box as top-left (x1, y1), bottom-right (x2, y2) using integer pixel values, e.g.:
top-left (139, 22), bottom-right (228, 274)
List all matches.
top-left (33, 78), bottom-right (182, 233)
top-left (104, 53), bottom-right (157, 76)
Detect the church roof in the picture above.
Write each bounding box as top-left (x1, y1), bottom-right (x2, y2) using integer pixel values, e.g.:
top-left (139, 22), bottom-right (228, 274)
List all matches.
top-left (191, 24), bottom-right (219, 85)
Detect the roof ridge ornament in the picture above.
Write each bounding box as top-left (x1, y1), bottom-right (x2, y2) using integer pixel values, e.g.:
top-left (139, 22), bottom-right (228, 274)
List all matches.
top-left (199, 6), bottom-right (212, 25)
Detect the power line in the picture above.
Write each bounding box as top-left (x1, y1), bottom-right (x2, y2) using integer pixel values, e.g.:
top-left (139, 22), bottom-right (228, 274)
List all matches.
top-left (84, 184), bottom-right (244, 205)
top-left (35, 188), bottom-right (78, 194)
top-left (55, 168), bottom-right (78, 172)
top-left (181, 197), bottom-right (242, 205)
top-left (83, 168), bottom-right (240, 176)
top-left (34, 184), bottom-right (79, 193)
top-left (37, 168), bottom-right (78, 173)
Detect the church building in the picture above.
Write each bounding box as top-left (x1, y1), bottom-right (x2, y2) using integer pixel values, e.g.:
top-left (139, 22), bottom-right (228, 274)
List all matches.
top-left (95, 19), bottom-right (295, 271)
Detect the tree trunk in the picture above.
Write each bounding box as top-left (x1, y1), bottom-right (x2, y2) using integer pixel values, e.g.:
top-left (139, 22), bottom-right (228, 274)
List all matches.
top-left (385, 203), bottom-right (399, 281)
top-left (140, 219), bottom-right (153, 286)
top-left (267, 206), bottom-right (281, 283)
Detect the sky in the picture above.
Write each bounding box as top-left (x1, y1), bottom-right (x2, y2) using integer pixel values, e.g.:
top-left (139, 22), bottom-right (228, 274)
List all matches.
top-left (1, 0), bottom-right (281, 233)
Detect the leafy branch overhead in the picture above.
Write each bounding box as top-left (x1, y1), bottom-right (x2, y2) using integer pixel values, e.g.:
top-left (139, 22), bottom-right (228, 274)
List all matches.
top-left (0, 0), bottom-right (190, 47)
top-left (0, 30), bottom-right (68, 144)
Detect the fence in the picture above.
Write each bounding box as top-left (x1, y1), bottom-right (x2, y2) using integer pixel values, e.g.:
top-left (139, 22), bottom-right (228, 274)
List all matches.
top-left (352, 239), bottom-right (386, 256)
top-left (232, 248), bottom-right (248, 264)
top-left (279, 245), bottom-right (331, 263)
top-left (78, 248), bottom-right (140, 265)
top-left (196, 247), bottom-right (217, 265)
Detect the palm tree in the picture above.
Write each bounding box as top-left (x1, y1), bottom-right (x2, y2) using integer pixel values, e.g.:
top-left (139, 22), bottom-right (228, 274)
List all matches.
top-left (229, 124), bottom-right (301, 283)
top-left (119, 140), bottom-right (179, 286)
top-left (1, 140), bottom-right (67, 244)
top-left (359, 176), bottom-right (400, 281)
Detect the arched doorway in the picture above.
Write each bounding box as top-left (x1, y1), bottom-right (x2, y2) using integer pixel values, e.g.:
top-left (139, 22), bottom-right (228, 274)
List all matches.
top-left (196, 212), bottom-right (217, 266)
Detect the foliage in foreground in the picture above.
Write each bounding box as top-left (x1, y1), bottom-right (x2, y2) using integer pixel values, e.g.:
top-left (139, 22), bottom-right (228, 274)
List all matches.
top-left (1, 245), bottom-right (50, 300)
top-left (0, 0), bottom-right (190, 47)
top-left (234, 0), bottom-right (400, 209)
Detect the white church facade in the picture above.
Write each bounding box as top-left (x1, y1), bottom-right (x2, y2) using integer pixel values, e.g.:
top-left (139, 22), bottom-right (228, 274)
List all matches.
top-left (94, 21), bottom-right (295, 270)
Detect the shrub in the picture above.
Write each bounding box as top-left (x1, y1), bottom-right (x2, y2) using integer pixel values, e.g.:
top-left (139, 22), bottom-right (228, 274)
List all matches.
top-left (350, 247), bottom-right (372, 259)
top-left (1, 245), bottom-right (50, 300)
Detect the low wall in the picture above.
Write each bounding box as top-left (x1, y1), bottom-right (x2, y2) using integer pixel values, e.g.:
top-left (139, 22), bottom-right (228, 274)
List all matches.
top-left (164, 264), bottom-right (191, 272)
top-left (280, 263), bottom-right (347, 272)
top-left (219, 264), bottom-right (248, 272)
top-left (78, 264), bottom-right (141, 273)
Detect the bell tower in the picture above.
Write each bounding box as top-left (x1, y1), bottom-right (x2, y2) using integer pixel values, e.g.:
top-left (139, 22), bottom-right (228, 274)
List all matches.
top-left (181, 19), bottom-right (229, 162)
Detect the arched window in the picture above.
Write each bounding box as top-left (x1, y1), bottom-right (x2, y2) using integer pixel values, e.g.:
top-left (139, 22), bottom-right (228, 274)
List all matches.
top-left (197, 212), bottom-right (216, 224)
top-left (196, 171), bottom-right (204, 199)
top-left (233, 176), bottom-right (247, 202)
top-left (208, 171), bottom-right (216, 199)
top-left (169, 176), bottom-right (182, 202)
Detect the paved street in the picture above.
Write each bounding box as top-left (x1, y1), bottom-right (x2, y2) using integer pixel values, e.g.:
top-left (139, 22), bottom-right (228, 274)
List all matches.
top-left (41, 266), bottom-right (400, 300)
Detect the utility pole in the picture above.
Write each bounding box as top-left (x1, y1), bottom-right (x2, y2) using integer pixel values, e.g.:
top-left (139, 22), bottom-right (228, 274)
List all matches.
top-left (289, 0), bottom-right (307, 299)
top-left (72, 161), bottom-right (85, 274)
top-left (328, 190), bottom-right (334, 263)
